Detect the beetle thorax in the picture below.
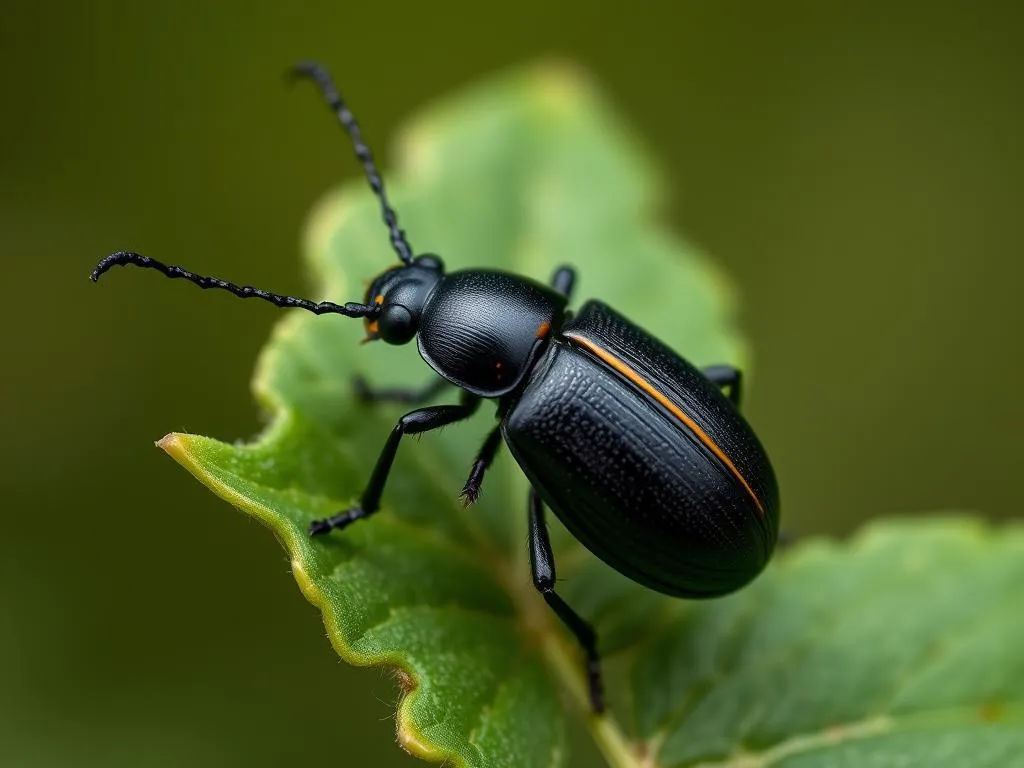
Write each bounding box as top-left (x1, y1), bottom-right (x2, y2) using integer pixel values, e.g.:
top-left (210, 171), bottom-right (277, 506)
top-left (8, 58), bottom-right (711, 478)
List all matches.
top-left (416, 270), bottom-right (565, 398)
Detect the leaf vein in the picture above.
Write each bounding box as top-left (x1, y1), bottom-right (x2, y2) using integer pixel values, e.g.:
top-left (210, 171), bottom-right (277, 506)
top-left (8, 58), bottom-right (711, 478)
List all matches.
top-left (688, 704), bottom-right (1024, 768)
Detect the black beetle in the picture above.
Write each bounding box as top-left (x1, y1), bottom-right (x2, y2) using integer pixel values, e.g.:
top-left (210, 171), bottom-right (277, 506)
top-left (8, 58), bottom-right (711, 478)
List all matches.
top-left (91, 62), bottom-right (780, 713)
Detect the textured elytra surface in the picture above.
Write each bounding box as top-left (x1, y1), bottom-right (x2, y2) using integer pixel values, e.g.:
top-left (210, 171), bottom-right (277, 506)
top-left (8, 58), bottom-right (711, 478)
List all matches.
top-left (156, 63), bottom-right (1024, 767)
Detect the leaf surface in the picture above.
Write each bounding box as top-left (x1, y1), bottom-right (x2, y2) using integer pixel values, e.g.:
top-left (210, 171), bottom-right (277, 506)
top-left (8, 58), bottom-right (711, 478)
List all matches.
top-left (157, 63), bottom-right (1024, 767)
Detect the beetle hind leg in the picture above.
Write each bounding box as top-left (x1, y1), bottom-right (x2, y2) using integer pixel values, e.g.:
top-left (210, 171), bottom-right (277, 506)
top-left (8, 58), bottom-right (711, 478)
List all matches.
top-left (527, 486), bottom-right (604, 713)
top-left (549, 265), bottom-right (576, 301)
top-left (702, 364), bottom-right (743, 408)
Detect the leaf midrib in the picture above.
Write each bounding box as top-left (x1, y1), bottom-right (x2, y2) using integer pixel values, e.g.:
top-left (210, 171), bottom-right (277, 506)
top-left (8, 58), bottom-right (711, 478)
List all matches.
top-left (366, 404), bottom-right (649, 768)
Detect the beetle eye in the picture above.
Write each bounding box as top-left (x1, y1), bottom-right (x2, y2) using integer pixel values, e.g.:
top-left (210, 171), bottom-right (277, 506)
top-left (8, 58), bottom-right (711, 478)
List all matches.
top-left (378, 304), bottom-right (416, 345)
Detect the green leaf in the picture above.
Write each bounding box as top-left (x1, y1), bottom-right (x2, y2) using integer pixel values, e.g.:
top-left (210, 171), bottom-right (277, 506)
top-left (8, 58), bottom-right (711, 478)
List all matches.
top-left (628, 518), bottom-right (1024, 767)
top-left (155, 62), bottom-right (1024, 767)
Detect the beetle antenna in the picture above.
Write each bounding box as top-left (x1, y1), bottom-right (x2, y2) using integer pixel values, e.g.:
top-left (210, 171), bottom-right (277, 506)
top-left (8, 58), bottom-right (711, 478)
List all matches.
top-left (90, 251), bottom-right (381, 318)
top-left (289, 61), bottom-right (414, 266)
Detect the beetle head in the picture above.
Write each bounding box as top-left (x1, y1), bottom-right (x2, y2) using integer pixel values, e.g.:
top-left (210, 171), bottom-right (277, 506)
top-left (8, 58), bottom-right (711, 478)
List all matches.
top-left (362, 254), bottom-right (444, 344)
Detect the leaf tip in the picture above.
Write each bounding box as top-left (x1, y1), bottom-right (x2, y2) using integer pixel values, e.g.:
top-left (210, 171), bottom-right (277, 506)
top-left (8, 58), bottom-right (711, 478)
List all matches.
top-left (156, 432), bottom-right (187, 459)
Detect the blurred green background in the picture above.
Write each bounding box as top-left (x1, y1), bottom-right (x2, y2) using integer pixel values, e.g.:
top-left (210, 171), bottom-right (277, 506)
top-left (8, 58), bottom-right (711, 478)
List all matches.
top-left (2, 1), bottom-right (1021, 765)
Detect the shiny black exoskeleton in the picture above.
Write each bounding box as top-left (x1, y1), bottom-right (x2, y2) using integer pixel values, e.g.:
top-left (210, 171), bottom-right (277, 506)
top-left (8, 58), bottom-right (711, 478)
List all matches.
top-left (91, 62), bottom-right (780, 714)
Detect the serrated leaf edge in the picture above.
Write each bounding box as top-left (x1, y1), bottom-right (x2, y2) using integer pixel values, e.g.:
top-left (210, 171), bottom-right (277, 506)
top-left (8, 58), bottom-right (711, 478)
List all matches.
top-left (157, 430), bottom-right (459, 762)
top-left (157, 430), bottom-right (646, 768)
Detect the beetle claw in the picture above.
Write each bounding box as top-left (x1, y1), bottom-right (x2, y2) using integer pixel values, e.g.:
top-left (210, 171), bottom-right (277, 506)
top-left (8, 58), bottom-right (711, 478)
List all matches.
top-left (459, 483), bottom-right (480, 507)
top-left (460, 460), bottom-right (487, 507)
top-left (460, 463), bottom-right (485, 506)
top-left (308, 518), bottom-right (333, 536)
top-left (309, 506), bottom-right (366, 536)
top-left (587, 658), bottom-right (605, 713)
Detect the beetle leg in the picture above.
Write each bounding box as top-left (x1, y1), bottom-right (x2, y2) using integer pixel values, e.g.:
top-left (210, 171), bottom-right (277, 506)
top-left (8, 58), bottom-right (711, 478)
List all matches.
top-left (352, 374), bottom-right (450, 405)
top-left (459, 424), bottom-right (503, 505)
top-left (549, 265), bottom-right (576, 301)
top-left (702, 364), bottom-right (743, 408)
top-left (309, 392), bottom-right (480, 535)
top-left (528, 487), bottom-right (605, 713)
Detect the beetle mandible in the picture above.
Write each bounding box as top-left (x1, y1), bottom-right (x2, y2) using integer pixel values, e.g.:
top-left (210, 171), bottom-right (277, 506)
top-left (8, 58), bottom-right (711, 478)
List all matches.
top-left (91, 62), bottom-right (780, 713)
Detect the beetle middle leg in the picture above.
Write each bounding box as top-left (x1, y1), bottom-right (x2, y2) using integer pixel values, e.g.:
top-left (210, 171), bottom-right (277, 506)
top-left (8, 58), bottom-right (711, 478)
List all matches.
top-left (528, 486), bottom-right (604, 712)
top-left (352, 374), bottom-right (450, 405)
top-left (460, 424), bottom-right (503, 505)
top-left (702, 364), bottom-right (743, 408)
top-left (309, 391), bottom-right (480, 535)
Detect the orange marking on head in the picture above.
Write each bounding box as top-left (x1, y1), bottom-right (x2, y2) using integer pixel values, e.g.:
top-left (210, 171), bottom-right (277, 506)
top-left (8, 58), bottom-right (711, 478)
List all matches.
top-left (565, 331), bottom-right (765, 516)
top-left (363, 314), bottom-right (381, 344)
top-left (535, 320), bottom-right (551, 339)
top-left (374, 294), bottom-right (384, 305)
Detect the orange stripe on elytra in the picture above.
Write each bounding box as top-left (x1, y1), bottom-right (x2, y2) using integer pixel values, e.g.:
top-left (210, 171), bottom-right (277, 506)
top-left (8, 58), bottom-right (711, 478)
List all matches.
top-left (565, 332), bottom-right (765, 516)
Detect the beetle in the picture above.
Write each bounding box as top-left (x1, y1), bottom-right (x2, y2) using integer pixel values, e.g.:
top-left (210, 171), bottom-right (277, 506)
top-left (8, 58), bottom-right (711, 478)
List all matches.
top-left (91, 61), bottom-right (780, 713)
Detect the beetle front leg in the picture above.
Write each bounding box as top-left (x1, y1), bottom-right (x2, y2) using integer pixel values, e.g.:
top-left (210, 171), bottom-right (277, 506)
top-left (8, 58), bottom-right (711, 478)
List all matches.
top-left (352, 374), bottom-right (450, 405)
top-left (309, 392), bottom-right (480, 535)
top-left (550, 265), bottom-right (576, 301)
top-left (460, 424), bottom-right (503, 505)
top-left (702, 364), bottom-right (743, 408)
top-left (528, 486), bottom-right (604, 713)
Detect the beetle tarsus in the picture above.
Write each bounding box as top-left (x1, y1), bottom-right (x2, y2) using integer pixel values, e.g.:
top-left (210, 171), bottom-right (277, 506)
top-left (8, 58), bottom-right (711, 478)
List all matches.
top-left (543, 591), bottom-right (605, 712)
top-left (587, 655), bottom-right (604, 713)
top-left (459, 472), bottom-right (482, 505)
top-left (309, 506), bottom-right (366, 536)
top-left (459, 425), bottom-right (503, 506)
top-left (528, 487), bottom-right (605, 713)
